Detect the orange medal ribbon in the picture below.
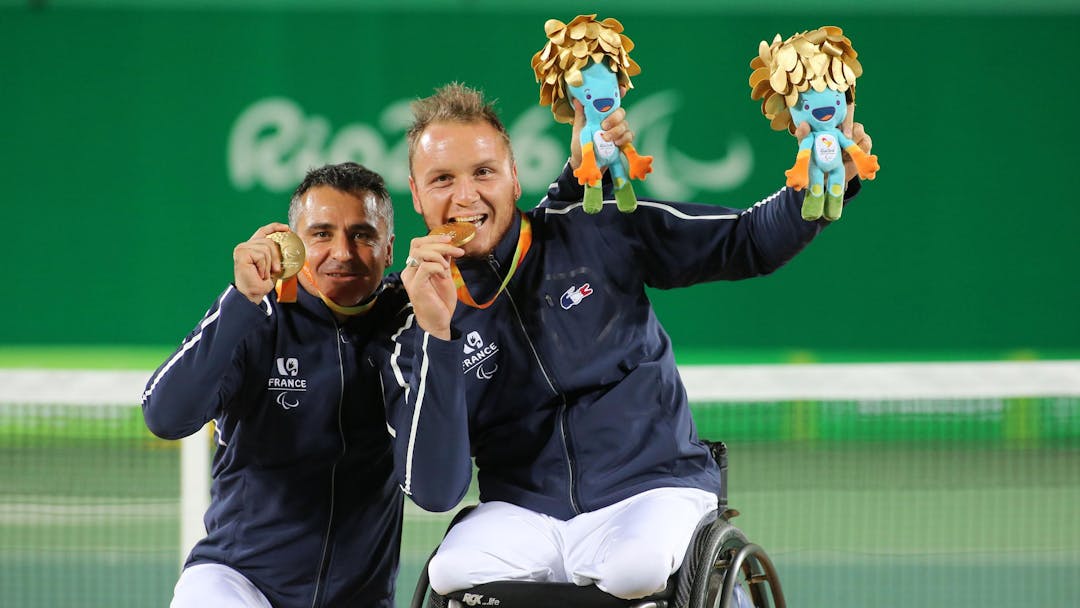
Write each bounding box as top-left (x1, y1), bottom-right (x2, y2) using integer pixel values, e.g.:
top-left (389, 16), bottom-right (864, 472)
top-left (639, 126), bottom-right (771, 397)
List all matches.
top-left (451, 214), bottom-right (532, 309)
top-left (275, 276), bottom-right (299, 303)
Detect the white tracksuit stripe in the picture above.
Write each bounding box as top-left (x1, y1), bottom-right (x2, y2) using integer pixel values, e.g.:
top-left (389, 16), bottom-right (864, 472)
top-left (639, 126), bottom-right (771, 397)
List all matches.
top-left (542, 188), bottom-right (789, 219)
top-left (141, 287), bottom-right (236, 404)
top-left (402, 331), bottom-right (432, 495)
top-left (388, 310), bottom-right (415, 402)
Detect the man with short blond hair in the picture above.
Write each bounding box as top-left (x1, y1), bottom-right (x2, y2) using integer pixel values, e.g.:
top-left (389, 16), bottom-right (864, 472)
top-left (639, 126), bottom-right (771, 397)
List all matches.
top-left (397, 82), bottom-right (874, 603)
top-left (406, 81), bottom-right (513, 165)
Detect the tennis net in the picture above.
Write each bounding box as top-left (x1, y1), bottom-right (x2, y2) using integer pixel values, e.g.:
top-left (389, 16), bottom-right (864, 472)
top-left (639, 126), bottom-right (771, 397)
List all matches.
top-left (2, 361), bottom-right (1077, 607)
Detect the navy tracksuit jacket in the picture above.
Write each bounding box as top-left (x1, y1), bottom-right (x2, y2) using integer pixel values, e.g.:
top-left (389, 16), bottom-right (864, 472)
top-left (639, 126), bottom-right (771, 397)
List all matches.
top-left (397, 165), bottom-right (857, 520)
top-left (142, 282), bottom-right (463, 607)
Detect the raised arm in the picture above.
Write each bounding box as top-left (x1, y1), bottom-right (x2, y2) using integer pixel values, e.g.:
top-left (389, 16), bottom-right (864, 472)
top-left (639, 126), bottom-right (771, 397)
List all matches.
top-left (141, 285), bottom-right (269, 439)
top-left (141, 223), bottom-right (285, 439)
top-left (546, 113), bottom-right (875, 288)
top-left (630, 187), bottom-right (829, 288)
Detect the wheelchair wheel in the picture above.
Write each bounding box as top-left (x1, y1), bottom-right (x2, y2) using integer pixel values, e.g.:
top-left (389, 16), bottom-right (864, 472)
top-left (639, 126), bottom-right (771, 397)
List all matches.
top-left (681, 518), bottom-right (785, 608)
top-left (427, 592), bottom-right (448, 608)
top-left (409, 507), bottom-right (478, 608)
top-left (409, 547), bottom-right (448, 608)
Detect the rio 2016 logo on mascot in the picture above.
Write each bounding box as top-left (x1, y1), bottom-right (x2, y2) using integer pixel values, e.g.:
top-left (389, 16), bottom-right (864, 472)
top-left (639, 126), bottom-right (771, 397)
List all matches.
top-left (531, 14), bottom-right (653, 214)
top-left (750, 26), bottom-right (880, 221)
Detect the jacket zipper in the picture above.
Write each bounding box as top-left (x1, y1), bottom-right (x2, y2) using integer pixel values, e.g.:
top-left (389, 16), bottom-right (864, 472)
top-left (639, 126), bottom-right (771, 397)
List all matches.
top-left (309, 325), bottom-right (348, 608)
top-left (487, 256), bottom-right (582, 515)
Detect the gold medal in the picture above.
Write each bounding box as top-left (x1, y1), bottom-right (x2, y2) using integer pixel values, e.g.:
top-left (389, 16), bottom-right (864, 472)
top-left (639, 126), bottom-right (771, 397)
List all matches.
top-left (265, 231), bottom-right (306, 279)
top-left (431, 222), bottom-right (477, 247)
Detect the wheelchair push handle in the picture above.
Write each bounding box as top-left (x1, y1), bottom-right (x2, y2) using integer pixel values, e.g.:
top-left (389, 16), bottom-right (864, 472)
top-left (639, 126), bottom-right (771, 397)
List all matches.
top-left (702, 440), bottom-right (729, 511)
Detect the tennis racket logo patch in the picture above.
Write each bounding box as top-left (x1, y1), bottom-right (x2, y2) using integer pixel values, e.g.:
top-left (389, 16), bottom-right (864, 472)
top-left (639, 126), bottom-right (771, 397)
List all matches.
top-left (276, 357), bottom-right (299, 376)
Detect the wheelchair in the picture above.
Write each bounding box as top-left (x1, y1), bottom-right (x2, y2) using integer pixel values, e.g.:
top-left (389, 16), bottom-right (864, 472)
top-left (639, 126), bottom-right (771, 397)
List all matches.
top-left (410, 441), bottom-right (786, 608)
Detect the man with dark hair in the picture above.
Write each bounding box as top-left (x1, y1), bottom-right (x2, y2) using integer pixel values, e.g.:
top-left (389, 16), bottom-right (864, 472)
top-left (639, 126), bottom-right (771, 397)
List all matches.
top-left (142, 161), bottom-right (464, 607)
top-left (397, 83), bottom-right (873, 602)
top-left (287, 162), bottom-right (395, 245)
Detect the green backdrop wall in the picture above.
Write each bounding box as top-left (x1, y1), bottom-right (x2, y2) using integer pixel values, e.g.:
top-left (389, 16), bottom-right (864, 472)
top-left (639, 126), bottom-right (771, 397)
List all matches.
top-left (4, 4), bottom-right (1078, 354)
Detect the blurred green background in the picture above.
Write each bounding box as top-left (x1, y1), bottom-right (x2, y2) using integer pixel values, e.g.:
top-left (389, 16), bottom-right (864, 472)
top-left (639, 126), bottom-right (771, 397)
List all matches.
top-left (3, 0), bottom-right (1078, 360)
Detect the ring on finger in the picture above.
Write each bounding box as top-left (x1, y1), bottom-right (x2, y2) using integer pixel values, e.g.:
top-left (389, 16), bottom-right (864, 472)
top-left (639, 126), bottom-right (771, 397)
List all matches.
top-left (405, 255), bottom-right (420, 268)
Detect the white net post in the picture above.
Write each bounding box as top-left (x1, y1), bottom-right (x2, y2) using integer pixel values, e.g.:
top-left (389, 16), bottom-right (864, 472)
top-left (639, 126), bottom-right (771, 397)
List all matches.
top-left (179, 425), bottom-right (211, 567)
top-left (0, 369), bottom-right (213, 569)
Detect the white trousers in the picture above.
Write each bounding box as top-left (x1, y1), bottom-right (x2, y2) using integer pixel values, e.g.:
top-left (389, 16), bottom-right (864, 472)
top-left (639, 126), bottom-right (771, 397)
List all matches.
top-left (428, 487), bottom-right (718, 600)
top-left (171, 563), bottom-right (273, 608)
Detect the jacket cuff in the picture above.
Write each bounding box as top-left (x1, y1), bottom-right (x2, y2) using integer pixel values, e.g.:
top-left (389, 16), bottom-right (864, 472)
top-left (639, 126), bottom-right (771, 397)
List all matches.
top-left (222, 285), bottom-right (275, 330)
top-left (547, 159), bottom-right (585, 201)
top-left (546, 158), bottom-right (619, 202)
top-left (423, 327), bottom-right (463, 352)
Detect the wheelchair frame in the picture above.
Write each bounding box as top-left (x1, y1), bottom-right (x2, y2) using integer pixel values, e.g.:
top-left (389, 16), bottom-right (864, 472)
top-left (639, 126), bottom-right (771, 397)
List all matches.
top-left (409, 441), bottom-right (786, 608)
